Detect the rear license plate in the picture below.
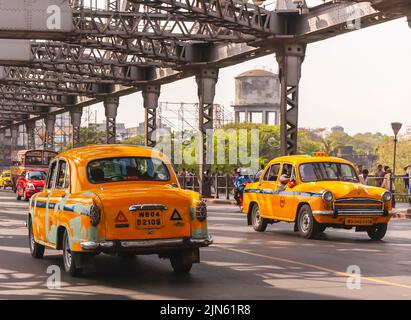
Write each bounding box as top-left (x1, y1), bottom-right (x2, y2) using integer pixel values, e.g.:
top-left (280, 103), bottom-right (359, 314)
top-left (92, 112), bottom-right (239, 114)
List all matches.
top-left (136, 211), bottom-right (163, 229)
top-left (345, 218), bottom-right (374, 226)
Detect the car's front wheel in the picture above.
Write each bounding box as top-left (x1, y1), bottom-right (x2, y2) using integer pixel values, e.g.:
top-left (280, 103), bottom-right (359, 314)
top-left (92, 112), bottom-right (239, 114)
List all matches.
top-left (367, 223), bottom-right (388, 240)
top-left (251, 203), bottom-right (268, 232)
top-left (16, 188), bottom-right (21, 200)
top-left (63, 230), bottom-right (83, 277)
top-left (297, 205), bottom-right (319, 239)
top-left (28, 219), bottom-right (44, 259)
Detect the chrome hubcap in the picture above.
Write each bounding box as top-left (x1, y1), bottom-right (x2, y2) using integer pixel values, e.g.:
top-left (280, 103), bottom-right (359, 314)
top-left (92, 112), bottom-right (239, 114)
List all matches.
top-left (301, 212), bottom-right (311, 232)
top-left (64, 236), bottom-right (72, 268)
top-left (254, 208), bottom-right (261, 226)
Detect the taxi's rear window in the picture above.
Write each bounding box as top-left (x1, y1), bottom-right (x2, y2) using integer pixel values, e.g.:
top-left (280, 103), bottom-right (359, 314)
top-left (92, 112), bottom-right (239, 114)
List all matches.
top-left (87, 157), bottom-right (170, 184)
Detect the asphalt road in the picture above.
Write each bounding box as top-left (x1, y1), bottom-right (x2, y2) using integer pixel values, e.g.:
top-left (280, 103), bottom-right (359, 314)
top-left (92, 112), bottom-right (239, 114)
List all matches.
top-left (2, 189), bottom-right (411, 300)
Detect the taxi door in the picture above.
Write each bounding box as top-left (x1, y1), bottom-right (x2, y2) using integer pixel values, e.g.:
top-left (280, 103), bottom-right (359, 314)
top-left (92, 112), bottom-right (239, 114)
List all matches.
top-left (257, 163), bottom-right (280, 218)
top-left (46, 159), bottom-right (70, 246)
top-left (34, 160), bottom-right (58, 245)
top-left (276, 163), bottom-right (297, 221)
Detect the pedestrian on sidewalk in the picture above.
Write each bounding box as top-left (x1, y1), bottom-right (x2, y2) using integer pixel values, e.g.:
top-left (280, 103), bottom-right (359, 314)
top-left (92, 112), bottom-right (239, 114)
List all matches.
top-left (375, 164), bottom-right (385, 187)
top-left (359, 169), bottom-right (369, 185)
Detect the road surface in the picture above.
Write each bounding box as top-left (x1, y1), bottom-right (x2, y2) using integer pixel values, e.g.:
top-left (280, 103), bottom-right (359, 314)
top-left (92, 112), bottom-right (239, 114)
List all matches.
top-left (1, 189), bottom-right (411, 299)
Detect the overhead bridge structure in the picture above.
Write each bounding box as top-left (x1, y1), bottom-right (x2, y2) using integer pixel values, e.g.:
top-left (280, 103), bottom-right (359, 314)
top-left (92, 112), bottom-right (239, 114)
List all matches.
top-left (0, 0), bottom-right (410, 194)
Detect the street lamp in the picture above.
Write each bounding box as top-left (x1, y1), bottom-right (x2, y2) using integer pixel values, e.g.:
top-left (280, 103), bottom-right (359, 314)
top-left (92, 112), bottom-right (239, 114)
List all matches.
top-left (390, 122), bottom-right (402, 208)
top-left (391, 122), bottom-right (402, 176)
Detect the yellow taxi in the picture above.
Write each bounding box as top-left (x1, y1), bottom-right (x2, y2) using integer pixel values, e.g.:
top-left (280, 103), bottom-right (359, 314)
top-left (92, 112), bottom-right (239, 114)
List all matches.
top-left (28, 145), bottom-right (212, 276)
top-left (242, 152), bottom-right (392, 240)
top-left (0, 170), bottom-right (13, 189)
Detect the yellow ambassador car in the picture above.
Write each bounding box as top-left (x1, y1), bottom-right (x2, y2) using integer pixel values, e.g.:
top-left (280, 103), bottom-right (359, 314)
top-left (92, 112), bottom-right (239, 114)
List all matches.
top-left (242, 152), bottom-right (393, 240)
top-left (0, 170), bottom-right (13, 189)
top-left (28, 145), bottom-right (212, 276)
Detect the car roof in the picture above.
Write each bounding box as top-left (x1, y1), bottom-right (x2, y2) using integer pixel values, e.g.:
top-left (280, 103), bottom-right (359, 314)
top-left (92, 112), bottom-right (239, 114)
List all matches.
top-left (269, 155), bottom-right (353, 166)
top-left (57, 144), bottom-right (168, 163)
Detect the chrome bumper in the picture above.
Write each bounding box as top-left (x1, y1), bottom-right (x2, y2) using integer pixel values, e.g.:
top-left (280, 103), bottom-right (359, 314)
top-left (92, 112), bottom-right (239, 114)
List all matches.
top-left (80, 235), bottom-right (213, 251)
top-left (313, 210), bottom-right (390, 217)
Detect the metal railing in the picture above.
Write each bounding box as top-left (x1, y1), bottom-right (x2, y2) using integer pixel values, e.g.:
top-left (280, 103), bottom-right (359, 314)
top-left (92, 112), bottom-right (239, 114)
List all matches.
top-left (177, 174), bottom-right (411, 203)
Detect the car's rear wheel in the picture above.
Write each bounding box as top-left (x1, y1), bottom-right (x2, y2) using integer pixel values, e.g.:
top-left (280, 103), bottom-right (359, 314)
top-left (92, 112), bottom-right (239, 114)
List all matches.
top-left (170, 252), bottom-right (193, 275)
top-left (63, 230), bottom-right (83, 277)
top-left (28, 219), bottom-right (44, 259)
top-left (297, 205), bottom-right (319, 239)
top-left (251, 203), bottom-right (268, 232)
top-left (367, 223), bottom-right (388, 240)
top-left (318, 225), bottom-right (326, 233)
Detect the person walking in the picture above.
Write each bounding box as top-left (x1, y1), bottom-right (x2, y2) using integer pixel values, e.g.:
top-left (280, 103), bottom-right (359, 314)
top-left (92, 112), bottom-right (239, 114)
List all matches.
top-left (382, 167), bottom-right (395, 208)
top-left (359, 169), bottom-right (369, 185)
top-left (375, 164), bottom-right (385, 187)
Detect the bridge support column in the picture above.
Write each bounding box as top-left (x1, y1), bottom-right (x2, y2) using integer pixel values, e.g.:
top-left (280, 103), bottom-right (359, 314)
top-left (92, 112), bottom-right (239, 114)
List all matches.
top-left (44, 114), bottom-right (56, 150)
top-left (143, 85), bottom-right (160, 147)
top-left (0, 129), bottom-right (5, 167)
top-left (196, 68), bottom-right (219, 196)
top-left (25, 121), bottom-right (36, 150)
top-left (11, 125), bottom-right (19, 152)
top-left (104, 96), bottom-right (119, 144)
top-left (276, 44), bottom-right (306, 156)
top-left (70, 107), bottom-right (83, 148)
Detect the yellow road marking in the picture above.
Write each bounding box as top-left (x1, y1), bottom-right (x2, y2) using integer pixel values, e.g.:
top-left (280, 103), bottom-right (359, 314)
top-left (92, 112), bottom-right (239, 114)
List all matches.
top-left (214, 245), bottom-right (411, 290)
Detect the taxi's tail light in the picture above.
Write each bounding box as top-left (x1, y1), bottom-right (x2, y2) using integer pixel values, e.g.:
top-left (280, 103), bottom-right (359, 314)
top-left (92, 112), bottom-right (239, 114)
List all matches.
top-left (89, 203), bottom-right (101, 226)
top-left (196, 201), bottom-right (207, 222)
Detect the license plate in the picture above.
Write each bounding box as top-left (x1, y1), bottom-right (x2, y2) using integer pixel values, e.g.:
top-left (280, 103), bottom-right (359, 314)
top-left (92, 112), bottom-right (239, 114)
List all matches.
top-left (345, 218), bottom-right (374, 226)
top-left (136, 211), bottom-right (163, 229)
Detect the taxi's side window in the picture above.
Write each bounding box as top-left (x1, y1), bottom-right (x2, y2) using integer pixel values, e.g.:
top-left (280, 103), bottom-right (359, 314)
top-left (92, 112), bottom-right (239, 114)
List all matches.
top-left (46, 161), bottom-right (58, 189)
top-left (55, 160), bottom-right (69, 189)
top-left (281, 163), bottom-right (295, 179)
top-left (264, 164), bottom-right (280, 182)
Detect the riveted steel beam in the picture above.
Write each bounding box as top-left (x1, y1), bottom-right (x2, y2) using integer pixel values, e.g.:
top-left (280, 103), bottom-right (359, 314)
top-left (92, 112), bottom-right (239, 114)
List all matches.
top-left (104, 96), bottom-right (119, 144)
top-left (196, 68), bottom-right (218, 196)
top-left (143, 85), bottom-right (161, 147)
top-left (276, 44), bottom-right (306, 156)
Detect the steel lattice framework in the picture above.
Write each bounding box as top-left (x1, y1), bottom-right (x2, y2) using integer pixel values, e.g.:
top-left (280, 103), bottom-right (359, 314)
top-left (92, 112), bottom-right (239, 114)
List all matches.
top-left (0, 0), bottom-right (410, 190)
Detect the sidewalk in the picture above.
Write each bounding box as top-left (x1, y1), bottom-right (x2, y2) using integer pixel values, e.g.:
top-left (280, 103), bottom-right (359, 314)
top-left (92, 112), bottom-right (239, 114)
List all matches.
top-left (392, 202), bottom-right (411, 219)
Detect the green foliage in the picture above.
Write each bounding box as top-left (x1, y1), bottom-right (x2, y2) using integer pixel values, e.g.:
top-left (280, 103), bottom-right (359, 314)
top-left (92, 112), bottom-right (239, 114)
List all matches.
top-left (122, 135), bottom-right (145, 146)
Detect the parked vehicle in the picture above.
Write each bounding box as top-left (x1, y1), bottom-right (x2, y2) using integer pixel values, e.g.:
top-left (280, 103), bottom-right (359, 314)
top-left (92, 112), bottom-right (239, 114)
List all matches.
top-left (0, 170), bottom-right (13, 189)
top-left (242, 152), bottom-right (393, 240)
top-left (28, 145), bottom-right (212, 276)
top-left (10, 149), bottom-right (57, 191)
top-left (16, 170), bottom-right (47, 201)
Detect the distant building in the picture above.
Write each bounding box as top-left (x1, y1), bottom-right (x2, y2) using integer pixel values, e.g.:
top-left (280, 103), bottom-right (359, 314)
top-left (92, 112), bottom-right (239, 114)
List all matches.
top-left (331, 126), bottom-right (345, 133)
top-left (91, 121), bottom-right (127, 142)
top-left (231, 69), bottom-right (280, 125)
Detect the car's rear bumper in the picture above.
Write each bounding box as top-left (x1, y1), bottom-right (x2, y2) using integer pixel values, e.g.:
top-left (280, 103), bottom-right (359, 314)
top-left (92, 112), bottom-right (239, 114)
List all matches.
top-left (80, 235), bottom-right (213, 253)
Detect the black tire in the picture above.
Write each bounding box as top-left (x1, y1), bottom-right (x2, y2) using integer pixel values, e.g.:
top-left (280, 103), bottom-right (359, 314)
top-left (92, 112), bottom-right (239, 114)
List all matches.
top-left (318, 225), bottom-right (327, 233)
top-left (63, 230), bottom-right (83, 277)
top-left (29, 219), bottom-right (45, 259)
top-left (16, 189), bottom-right (21, 200)
top-left (251, 203), bottom-right (268, 232)
top-left (170, 252), bottom-right (193, 275)
top-left (297, 205), bottom-right (319, 239)
top-left (119, 253), bottom-right (136, 260)
top-left (367, 223), bottom-right (388, 241)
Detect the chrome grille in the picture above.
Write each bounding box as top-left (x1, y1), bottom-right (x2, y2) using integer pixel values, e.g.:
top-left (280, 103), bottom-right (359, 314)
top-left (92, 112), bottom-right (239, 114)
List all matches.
top-left (333, 198), bottom-right (384, 214)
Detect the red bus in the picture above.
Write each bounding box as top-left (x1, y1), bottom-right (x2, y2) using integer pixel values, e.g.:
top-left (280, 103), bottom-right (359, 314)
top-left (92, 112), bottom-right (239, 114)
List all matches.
top-left (10, 150), bottom-right (58, 191)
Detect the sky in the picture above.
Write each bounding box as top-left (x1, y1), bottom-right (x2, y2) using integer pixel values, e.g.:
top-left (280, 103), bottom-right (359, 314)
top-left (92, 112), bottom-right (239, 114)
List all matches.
top-left (87, 8), bottom-right (411, 137)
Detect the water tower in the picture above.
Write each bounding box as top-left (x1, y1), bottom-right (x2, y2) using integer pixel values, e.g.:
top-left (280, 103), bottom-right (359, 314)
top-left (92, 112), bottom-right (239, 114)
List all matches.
top-left (232, 69), bottom-right (280, 125)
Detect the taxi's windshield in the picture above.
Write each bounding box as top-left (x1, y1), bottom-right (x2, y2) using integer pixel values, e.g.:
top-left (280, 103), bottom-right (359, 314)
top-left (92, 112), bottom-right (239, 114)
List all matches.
top-left (87, 157), bottom-right (170, 184)
top-left (299, 162), bottom-right (359, 183)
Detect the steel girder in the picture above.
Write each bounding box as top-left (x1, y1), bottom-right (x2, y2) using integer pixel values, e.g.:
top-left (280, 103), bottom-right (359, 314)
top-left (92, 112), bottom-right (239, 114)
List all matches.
top-left (0, 105), bottom-right (49, 114)
top-left (129, 0), bottom-right (276, 36)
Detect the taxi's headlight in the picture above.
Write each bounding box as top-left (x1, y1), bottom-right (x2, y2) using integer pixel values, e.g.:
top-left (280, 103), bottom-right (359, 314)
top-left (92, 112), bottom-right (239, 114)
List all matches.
top-left (89, 203), bottom-right (101, 226)
top-left (382, 191), bottom-right (392, 203)
top-left (322, 191), bottom-right (333, 203)
top-left (27, 183), bottom-right (35, 190)
top-left (196, 200), bottom-right (207, 222)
